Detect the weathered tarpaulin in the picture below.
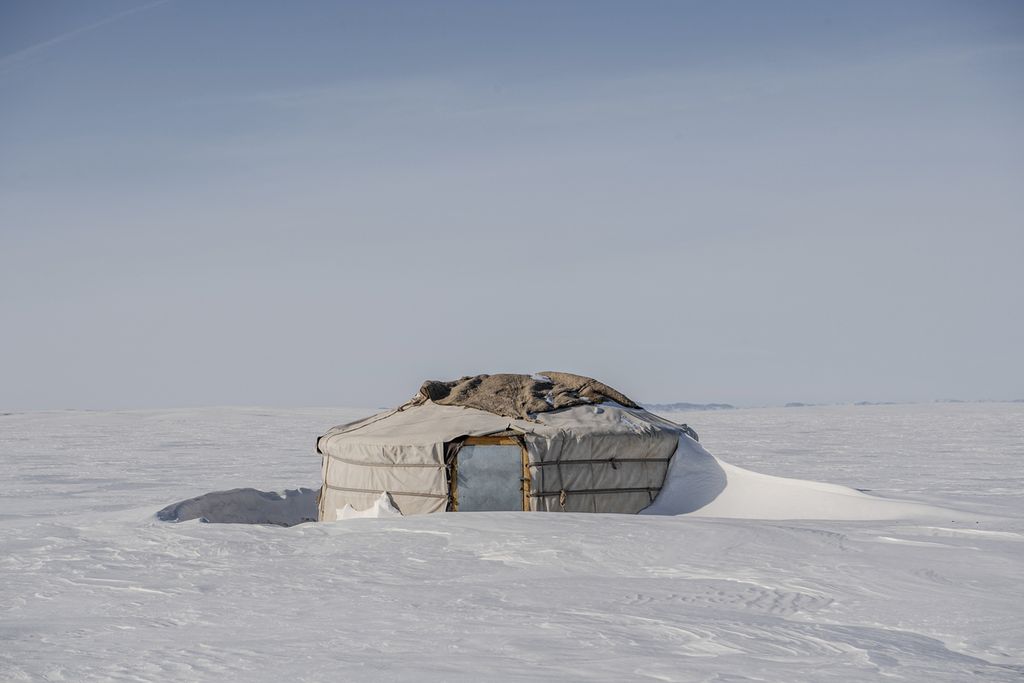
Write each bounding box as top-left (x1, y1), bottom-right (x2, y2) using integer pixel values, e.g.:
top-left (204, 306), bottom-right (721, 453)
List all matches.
top-left (416, 372), bottom-right (639, 420)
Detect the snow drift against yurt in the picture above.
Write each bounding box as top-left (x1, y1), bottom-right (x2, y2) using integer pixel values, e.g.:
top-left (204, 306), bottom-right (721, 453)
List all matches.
top-left (315, 372), bottom-right (968, 523)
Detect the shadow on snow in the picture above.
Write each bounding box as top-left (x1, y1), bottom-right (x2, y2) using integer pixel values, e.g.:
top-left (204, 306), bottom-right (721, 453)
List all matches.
top-left (157, 487), bottom-right (317, 526)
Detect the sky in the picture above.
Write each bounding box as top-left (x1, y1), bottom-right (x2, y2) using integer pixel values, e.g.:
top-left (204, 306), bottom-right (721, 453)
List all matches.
top-left (1, 0), bottom-right (1022, 410)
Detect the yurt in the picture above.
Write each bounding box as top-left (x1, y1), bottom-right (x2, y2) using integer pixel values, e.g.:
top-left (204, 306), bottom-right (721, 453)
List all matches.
top-left (315, 372), bottom-right (697, 520)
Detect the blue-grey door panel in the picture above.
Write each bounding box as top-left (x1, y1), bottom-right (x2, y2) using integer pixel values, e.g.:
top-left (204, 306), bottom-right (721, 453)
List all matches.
top-left (457, 445), bottom-right (522, 511)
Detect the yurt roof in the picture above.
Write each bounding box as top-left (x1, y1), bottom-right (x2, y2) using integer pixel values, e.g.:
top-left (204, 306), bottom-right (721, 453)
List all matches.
top-left (415, 372), bottom-right (640, 419)
top-left (317, 372), bottom-right (683, 451)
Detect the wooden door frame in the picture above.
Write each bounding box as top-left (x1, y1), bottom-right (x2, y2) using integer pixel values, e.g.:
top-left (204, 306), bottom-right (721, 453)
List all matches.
top-left (450, 435), bottom-right (531, 511)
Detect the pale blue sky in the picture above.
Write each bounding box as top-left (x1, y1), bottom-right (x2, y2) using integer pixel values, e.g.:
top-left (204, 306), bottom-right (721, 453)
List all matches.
top-left (1, 1), bottom-right (1022, 409)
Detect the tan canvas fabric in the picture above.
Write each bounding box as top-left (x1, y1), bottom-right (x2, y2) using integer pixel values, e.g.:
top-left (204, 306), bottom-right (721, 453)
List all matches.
top-left (316, 395), bottom-right (685, 520)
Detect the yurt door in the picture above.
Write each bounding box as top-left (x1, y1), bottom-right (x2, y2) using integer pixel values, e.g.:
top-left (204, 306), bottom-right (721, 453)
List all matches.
top-left (454, 437), bottom-right (528, 511)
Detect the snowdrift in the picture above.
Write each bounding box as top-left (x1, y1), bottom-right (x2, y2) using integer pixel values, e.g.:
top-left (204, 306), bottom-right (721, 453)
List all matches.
top-left (642, 435), bottom-right (965, 521)
top-left (156, 439), bottom-right (967, 525)
top-left (337, 492), bottom-right (403, 519)
top-left (156, 487), bottom-right (317, 526)
top-left (13, 405), bottom-right (1020, 681)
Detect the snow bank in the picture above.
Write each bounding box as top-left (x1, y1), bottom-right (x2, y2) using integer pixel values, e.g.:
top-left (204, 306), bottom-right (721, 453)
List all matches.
top-left (156, 487), bottom-right (317, 526)
top-left (5, 405), bottom-right (1022, 681)
top-left (643, 436), bottom-right (964, 521)
top-left (152, 422), bottom-right (969, 527)
top-left (337, 492), bottom-right (403, 519)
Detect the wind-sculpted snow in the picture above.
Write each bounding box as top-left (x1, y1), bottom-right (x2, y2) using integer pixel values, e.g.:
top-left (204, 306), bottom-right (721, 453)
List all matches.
top-left (156, 487), bottom-right (317, 525)
top-left (642, 435), bottom-right (967, 520)
top-left (1, 404), bottom-right (1022, 681)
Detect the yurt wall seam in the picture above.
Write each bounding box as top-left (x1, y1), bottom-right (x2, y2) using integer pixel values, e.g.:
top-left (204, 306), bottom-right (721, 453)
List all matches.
top-left (529, 486), bottom-right (661, 498)
top-left (323, 454), bottom-right (442, 468)
top-left (529, 457), bottom-right (672, 467)
top-left (323, 483), bottom-right (447, 499)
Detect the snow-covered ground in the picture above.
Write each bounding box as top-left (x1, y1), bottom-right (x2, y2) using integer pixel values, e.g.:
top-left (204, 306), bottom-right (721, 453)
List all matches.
top-left (1, 403), bottom-right (1022, 681)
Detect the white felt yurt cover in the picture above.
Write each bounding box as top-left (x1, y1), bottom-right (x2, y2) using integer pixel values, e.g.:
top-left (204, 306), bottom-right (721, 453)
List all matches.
top-left (316, 374), bottom-right (689, 520)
